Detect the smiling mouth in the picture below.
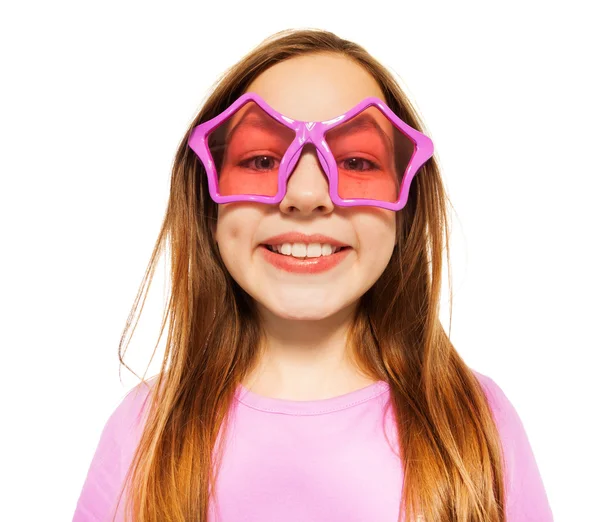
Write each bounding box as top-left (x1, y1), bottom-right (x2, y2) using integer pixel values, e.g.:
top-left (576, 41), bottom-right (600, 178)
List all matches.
top-left (260, 244), bottom-right (351, 259)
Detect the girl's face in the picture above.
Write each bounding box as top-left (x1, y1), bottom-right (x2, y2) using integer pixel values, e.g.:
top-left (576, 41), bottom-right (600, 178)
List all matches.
top-left (214, 53), bottom-right (397, 321)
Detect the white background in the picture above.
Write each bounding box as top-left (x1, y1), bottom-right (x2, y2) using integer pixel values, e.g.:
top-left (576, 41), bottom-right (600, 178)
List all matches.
top-left (1, 1), bottom-right (598, 520)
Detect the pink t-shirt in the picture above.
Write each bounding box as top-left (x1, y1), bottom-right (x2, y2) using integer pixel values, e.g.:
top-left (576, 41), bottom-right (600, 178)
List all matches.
top-left (72, 369), bottom-right (553, 521)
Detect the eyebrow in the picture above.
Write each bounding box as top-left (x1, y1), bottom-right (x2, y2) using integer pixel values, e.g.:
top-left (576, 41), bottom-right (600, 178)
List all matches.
top-left (224, 104), bottom-right (394, 151)
top-left (326, 112), bottom-right (393, 151)
top-left (225, 105), bottom-right (286, 142)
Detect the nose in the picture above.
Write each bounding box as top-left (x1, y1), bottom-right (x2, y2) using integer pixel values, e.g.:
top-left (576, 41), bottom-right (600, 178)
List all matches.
top-left (279, 143), bottom-right (335, 216)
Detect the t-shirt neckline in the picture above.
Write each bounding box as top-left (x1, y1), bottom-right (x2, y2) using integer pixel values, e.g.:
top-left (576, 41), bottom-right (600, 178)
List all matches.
top-left (234, 379), bottom-right (390, 415)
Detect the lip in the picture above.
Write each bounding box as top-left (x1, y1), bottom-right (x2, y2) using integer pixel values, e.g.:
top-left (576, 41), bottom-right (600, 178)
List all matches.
top-left (260, 232), bottom-right (350, 248)
top-left (259, 244), bottom-right (352, 274)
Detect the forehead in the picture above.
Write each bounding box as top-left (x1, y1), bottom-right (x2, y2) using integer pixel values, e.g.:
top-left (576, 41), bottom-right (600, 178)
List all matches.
top-left (244, 53), bottom-right (386, 122)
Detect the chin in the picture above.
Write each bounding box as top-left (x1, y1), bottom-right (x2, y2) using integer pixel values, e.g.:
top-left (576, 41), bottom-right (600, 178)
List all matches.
top-left (270, 307), bottom-right (335, 321)
top-left (258, 293), bottom-right (355, 322)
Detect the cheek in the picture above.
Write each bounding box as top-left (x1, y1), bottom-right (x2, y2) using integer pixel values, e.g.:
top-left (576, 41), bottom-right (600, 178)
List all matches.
top-left (217, 218), bottom-right (244, 244)
top-left (215, 206), bottom-right (262, 260)
top-left (354, 211), bottom-right (397, 255)
top-left (360, 220), bottom-right (397, 284)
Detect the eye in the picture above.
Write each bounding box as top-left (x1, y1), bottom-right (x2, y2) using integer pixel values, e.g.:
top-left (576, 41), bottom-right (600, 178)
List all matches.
top-left (239, 155), bottom-right (279, 172)
top-left (340, 157), bottom-right (379, 172)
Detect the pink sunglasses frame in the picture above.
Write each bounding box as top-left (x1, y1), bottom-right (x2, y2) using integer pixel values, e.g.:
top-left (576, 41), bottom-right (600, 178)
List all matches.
top-left (187, 92), bottom-right (434, 211)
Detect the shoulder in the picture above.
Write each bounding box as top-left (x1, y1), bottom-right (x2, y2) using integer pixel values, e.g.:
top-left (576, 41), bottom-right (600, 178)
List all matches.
top-left (72, 377), bottom-right (159, 521)
top-left (469, 368), bottom-right (554, 520)
top-left (469, 368), bottom-right (531, 458)
top-left (469, 368), bottom-right (535, 446)
top-left (470, 368), bottom-right (519, 427)
top-left (99, 376), bottom-right (158, 445)
top-left (116, 376), bottom-right (158, 430)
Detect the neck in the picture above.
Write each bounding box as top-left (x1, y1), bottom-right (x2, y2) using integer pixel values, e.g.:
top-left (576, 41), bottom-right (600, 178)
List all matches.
top-left (243, 302), bottom-right (377, 400)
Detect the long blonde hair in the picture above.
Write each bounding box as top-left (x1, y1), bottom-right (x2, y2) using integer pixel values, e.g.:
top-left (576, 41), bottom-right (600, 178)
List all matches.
top-left (115, 28), bottom-right (507, 522)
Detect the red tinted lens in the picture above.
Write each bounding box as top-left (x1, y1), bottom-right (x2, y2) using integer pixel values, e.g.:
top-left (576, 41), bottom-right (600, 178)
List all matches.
top-left (324, 106), bottom-right (415, 203)
top-left (207, 101), bottom-right (296, 197)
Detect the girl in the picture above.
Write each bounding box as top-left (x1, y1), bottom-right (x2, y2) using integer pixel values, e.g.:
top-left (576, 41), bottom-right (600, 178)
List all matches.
top-left (72, 28), bottom-right (553, 522)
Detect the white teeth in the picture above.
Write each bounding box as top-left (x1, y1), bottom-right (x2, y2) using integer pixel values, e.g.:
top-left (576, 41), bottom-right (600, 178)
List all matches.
top-left (306, 243), bottom-right (322, 258)
top-left (291, 243), bottom-right (307, 257)
top-left (321, 244), bottom-right (333, 256)
top-left (268, 242), bottom-right (342, 258)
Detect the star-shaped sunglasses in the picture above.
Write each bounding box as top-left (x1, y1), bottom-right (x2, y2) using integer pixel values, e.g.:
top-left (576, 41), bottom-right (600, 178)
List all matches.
top-left (188, 92), bottom-right (434, 211)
